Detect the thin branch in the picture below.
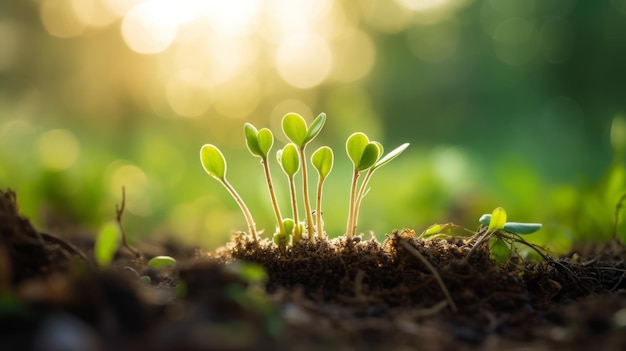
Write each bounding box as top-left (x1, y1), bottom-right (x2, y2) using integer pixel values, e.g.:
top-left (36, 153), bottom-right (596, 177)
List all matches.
top-left (400, 239), bottom-right (458, 312)
top-left (116, 186), bottom-right (142, 258)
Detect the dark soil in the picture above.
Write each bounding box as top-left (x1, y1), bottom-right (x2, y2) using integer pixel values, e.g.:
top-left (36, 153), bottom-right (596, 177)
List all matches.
top-left (2, 188), bottom-right (626, 350)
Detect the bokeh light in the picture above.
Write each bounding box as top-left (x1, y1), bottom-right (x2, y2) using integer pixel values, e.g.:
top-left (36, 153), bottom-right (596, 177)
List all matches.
top-left (37, 129), bottom-right (81, 171)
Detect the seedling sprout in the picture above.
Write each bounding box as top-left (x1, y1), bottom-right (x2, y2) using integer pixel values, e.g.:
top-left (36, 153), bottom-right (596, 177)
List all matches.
top-left (277, 143), bottom-right (304, 243)
top-left (311, 146), bottom-right (334, 239)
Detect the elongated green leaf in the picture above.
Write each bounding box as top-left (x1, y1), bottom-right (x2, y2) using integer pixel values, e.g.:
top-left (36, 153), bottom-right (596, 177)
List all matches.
top-left (244, 123), bottom-right (262, 157)
top-left (282, 113), bottom-right (308, 147)
top-left (489, 236), bottom-right (510, 264)
top-left (200, 144), bottom-right (227, 180)
top-left (503, 222), bottom-right (543, 234)
top-left (311, 146), bottom-right (334, 180)
top-left (94, 222), bottom-right (121, 268)
top-left (279, 143), bottom-right (300, 177)
top-left (346, 132), bottom-right (369, 167)
top-left (488, 207), bottom-right (507, 232)
top-left (424, 223), bottom-right (443, 236)
top-left (373, 143), bottom-right (410, 170)
top-left (257, 128), bottom-right (274, 157)
top-left (148, 256), bottom-right (177, 269)
top-left (358, 143), bottom-right (381, 171)
top-left (303, 112), bottom-right (326, 145)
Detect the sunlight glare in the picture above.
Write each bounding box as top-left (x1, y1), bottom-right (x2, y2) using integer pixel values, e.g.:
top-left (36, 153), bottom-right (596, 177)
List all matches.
top-left (122, 1), bottom-right (179, 54)
top-left (276, 33), bottom-right (333, 89)
top-left (37, 129), bottom-right (80, 171)
top-left (40, 0), bottom-right (86, 38)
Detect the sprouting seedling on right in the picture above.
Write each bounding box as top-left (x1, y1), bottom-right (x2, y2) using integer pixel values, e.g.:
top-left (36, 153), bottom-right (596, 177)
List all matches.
top-left (282, 112), bottom-right (326, 240)
top-left (345, 132), bottom-right (409, 239)
top-left (200, 144), bottom-right (258, 242)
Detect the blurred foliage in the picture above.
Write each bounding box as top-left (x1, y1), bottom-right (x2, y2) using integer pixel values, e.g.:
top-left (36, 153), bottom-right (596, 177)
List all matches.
top-left (1, 0), bottom-right (626, 251)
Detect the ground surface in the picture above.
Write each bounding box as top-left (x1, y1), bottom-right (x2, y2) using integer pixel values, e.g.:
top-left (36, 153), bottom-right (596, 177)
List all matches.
top-left (1, 188), bottom-right (626, 350)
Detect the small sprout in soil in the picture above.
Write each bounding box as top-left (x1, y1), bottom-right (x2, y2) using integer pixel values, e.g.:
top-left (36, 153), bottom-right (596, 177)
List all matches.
top-left (200, 144), bottom-right (258, 242)
top-left (311, 146), bottom-right (334, 239)
top-left (147, 255), bottom-right (177, 269)
top-left (277, 143), bottom-right (304, 243)
top-left (94, 221), bottom-right (121, 268)
top-left (345, 133), bottom-right (409, 239)
top-left (139, 275), bottom-right (151, 285)
top-left (273, 218), bottom-right (294, 249)
top-left (244, 123), bottom-right (285, 236)
top-left (282, 112), bottom-right (326, 240)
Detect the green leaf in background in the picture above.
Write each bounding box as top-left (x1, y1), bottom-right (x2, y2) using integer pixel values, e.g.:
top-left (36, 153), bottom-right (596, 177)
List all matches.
top-left (424, 223), bottom-right (443, 236)
top-left (94, 221), bottom-right (121, 268)
top-left (489, 236), bottom-right (510, 264)
top-left (200, 144), bottom-right (227, 180)
top-left (311, 146), bottom-right (334, 180)
top-left (487, 207), bottom-right (507, 232)
top-left (278, 143), bottom-right (300, 178)
top-left (147, 255), bottom-right (177, 269)
top-left (303, 112), bottom-right (326, 145)
top-left (237, 262), bottom-right (268, 284)
top-left (282, 113), bottom-right (308, 147)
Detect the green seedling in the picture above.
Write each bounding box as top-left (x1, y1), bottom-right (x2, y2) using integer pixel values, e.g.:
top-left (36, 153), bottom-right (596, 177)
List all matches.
top-left (273, 218), bottom-right (294, 249)
top-left (311, 146), bottom-right (334, 239)
top-left (147, 255), bottom-right (177, 269)
top-left (277, 143), bottom-right (304, 243)
top-left (345, 132), bottom-right (409, 239)
top-left (200, 144), bottom-right (258, 242)
top-left (282, 112), bottom-right (326, 240)
top-left (94, 221), bottom-right (121, 268)
top-left (244, 123), bottom-right (285, 235)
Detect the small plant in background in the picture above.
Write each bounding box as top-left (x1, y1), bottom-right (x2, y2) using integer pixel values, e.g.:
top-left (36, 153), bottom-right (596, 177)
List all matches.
top-left (281, 112), bottom-right (326, 240)
top-left (94, 221), bottom-right (121, 268)
top-left (277, 143), bottom-right (304, 244)
top-left (311, 146), bottom-right (334, 239)
top-left (200, 144), bottom-right (258, 242)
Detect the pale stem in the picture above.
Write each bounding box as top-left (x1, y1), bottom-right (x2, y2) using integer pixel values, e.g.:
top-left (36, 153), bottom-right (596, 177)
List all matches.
top-left (288, 175), bottom-right (300, 242)
top-left (299, 147), bottom-right (315, 240)
top-left (315, 177), bottom-right (325, 239)
top-left (351, 169), bottom-right (374, 239)
top-left (262, 158), bottom-right (285, 234)
top-left (346, 169), bottom-right (360, 239)
top-left (220, 178), bottom-right (257, 242)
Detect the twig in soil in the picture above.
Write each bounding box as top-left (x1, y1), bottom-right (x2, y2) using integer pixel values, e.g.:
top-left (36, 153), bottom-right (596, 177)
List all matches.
top-left (116, 187), bottom-right (142, 259)
top-left (400, 239), bottom-right (458, 312)
top-left (462, 226), bottom-right (490, 265)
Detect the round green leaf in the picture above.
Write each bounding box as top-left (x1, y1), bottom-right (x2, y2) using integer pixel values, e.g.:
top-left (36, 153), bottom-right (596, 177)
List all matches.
top-left (303, 112), bottom-right (326, 145)
top-left (244, 123), bottom-right (262, 157)
top-left (479, 214), bottom-right (491, 225)
top-left (148, 256), bottom-right (177, 269)
top-left (489, 237), bottom-right (510, 264)
top-left (200, 144), bottom-right (227, 180)
top-left (373, 143), bottom-right (410, 170)
top-left (488, 207), bottom-right (507, 232)
top-left (357, 143), bottom-right (381, 171)
top-left (279, 143), bottom-right (300, 177)
top-left (257, 128), bottom-right (274, 157)
top-left (94, 222), bottom-right (121, 268)
top-left (346, 132), bottom-right (369, 167)
top-left (282, 218), bottom-right (295, 236)
top-left (282, 113), bottom-right (308, 147)
top-left (311, 146), bottom-right (334, 180)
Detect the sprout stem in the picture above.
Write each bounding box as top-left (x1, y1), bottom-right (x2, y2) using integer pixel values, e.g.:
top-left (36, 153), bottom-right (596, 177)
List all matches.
top-left (315, 177), bottom-right (324, 239)
top-left (220, 178), bottom-right (257, 242)
top-left (346, 169), bottom-right (360, 239)
top-left (288, 175), bottom-right (301, 243)
top-left (262, 158), bottom-right (285, 235)
top-left (351, 168), bottom-right (374, 240)
top-left (299, 147), bottom-right (315, 240)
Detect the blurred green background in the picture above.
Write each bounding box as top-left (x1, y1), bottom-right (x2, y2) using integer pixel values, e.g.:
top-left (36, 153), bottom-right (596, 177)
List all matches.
top-left (2, 0), bottom-right (626, 251)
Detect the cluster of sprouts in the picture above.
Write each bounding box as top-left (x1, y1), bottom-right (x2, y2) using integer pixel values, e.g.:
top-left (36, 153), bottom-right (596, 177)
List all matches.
top-left (199, 112), bottom-right (409, 247)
